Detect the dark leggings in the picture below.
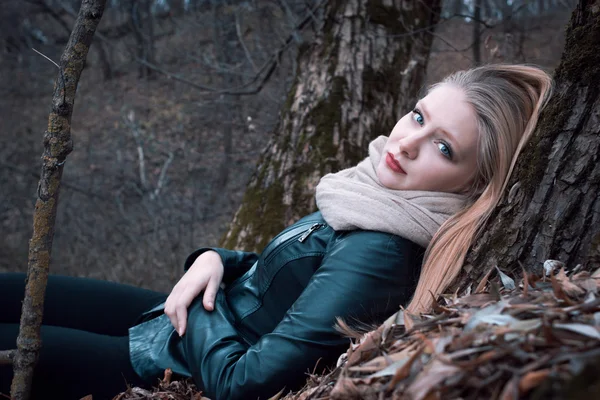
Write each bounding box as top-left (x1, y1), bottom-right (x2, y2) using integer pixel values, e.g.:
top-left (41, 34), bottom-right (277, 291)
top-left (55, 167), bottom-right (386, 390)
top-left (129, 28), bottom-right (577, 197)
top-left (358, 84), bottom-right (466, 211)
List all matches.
top-left (0, 273), bottom-right (168, 400)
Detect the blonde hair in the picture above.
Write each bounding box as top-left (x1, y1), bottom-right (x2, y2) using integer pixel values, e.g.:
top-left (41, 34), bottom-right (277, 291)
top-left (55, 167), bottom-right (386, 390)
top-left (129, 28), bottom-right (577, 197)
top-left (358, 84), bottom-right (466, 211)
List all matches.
top-left (406, 64), bottom-right (554, 314)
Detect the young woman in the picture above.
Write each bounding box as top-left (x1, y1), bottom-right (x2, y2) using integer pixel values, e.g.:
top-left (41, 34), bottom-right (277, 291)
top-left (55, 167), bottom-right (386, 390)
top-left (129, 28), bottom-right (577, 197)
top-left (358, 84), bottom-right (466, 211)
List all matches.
top-left (0, 64), bottom-right (553, 400)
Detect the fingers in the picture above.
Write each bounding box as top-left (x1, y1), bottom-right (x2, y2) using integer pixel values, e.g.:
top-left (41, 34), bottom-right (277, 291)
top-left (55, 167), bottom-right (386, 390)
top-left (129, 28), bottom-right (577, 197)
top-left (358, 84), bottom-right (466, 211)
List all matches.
top-left (164, 299), bottom-right (179, 335)
top-left (176, 306), bottom-right (187, 337)
top-left (165, 301), bottom-right (188, 336)
top-left (203, 275), bottom-right (220, 311)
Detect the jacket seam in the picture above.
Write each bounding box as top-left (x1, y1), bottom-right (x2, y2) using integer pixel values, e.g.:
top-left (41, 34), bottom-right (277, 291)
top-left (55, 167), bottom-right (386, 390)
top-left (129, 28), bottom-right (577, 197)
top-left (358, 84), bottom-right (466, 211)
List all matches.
top-left (236, 251), bottom-right (326, 322)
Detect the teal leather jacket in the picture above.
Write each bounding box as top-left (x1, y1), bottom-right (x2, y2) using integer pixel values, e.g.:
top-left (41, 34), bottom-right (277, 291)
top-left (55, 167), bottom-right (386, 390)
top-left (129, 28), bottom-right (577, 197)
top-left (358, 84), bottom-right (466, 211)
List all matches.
top-left (129, 212), bottom-right (423, 400)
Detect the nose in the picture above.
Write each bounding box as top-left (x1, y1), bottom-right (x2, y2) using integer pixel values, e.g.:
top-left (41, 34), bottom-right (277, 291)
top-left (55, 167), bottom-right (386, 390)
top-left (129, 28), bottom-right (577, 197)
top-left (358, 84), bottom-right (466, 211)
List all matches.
top-left (397, 133), bottom-right (421, 160)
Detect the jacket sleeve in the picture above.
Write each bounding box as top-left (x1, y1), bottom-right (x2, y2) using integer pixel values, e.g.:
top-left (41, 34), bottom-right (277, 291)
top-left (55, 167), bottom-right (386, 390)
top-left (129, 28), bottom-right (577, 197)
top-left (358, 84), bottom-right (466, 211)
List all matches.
top-left (181, 231), bottom-right (422, 400)
top-left (183, 247), bottom-right (259, 284)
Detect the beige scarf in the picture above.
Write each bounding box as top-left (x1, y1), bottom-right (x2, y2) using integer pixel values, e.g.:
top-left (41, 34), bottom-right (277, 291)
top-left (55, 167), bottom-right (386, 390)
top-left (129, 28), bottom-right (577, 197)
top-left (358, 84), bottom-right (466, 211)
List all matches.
top-left (315, 136), bottom-right (467, 248)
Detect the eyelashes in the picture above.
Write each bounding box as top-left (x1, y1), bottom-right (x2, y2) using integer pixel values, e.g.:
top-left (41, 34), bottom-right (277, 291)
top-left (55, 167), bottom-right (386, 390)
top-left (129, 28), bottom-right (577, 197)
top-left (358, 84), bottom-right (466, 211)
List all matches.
top-left (437, 141), bottom-right (453, 159)
top-left (411, 107), bottom-right (454, 160)
top-left (412, 108), bottom-right (424, 126)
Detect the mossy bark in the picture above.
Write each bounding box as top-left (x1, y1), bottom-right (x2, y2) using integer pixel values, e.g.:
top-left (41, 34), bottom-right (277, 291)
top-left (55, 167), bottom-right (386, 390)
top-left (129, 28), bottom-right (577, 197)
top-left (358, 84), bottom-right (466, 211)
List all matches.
top-left (9, 1), bottom-right (106, 399)
top-left (453, 0), bottom-right (600, 292)
top-left (222, 0), bottom-right (441, 252)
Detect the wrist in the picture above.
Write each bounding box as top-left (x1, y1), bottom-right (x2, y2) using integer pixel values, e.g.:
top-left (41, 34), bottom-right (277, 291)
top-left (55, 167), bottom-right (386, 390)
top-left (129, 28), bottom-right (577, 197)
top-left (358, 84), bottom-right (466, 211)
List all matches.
top-left (197, 250), bottom-right (223, 267)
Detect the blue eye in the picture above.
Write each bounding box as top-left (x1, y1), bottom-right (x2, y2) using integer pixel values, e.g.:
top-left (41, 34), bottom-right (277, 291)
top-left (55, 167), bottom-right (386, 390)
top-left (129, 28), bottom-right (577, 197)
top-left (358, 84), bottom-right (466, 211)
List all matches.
top-left (412, 109), bottom-right (424, 126)
top-left (437, 142), bottom-right (453, 159)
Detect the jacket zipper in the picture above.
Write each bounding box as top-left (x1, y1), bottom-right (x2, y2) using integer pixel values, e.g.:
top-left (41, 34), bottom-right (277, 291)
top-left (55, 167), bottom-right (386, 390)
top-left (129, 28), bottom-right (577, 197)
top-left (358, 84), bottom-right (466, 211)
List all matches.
top-left (261, 219), bottom-right (322, 263)
top-left (228, 219), bottom-right (326, 295)
top-left (298, 223), bottom-right (325, 242)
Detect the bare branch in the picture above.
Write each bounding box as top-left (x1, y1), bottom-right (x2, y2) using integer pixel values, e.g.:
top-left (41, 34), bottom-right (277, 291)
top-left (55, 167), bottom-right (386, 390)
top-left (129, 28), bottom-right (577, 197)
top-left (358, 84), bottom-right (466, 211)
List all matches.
top-left (31, 48), bottom-right (60, 68)
top-left (122, 111), bottom-right (148, 190)
top-left (428, 31), bottom-right (474, 62)
top-left (0, 161), bottom-right (108, 200)
top-left (235, 11), bottom-right (258, 73)
top-left (136, 0), bottom-right (327, 95)
top-left (447, 13), bottom-right (496, 28)
top-left (151, 151), bottom-right (174, 200)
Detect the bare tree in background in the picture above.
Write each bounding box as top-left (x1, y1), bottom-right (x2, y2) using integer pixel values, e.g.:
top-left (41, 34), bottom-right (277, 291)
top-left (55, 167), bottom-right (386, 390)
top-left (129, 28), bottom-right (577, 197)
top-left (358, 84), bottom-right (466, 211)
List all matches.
top-left (0, 0), bottom-right (576, 292)
top-left (222, 0), bottom-right (442, 252)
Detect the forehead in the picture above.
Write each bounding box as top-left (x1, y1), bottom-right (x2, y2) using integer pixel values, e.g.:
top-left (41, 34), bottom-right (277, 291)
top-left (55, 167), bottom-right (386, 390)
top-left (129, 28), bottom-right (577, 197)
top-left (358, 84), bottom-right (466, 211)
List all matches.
top-left (423, 84), bottom-right (470, 113)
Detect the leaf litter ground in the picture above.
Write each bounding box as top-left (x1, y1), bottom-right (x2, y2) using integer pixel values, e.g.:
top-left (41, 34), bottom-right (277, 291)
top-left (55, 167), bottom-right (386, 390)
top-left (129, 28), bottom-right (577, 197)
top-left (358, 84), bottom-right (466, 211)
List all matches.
top-left (109, 262), bottom-right (600, 400)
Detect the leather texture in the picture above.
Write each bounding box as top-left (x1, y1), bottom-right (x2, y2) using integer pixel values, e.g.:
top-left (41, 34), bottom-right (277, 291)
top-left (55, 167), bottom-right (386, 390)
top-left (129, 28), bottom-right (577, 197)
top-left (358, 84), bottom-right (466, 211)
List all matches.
top-left (129, 212), bottom-right (423, 400)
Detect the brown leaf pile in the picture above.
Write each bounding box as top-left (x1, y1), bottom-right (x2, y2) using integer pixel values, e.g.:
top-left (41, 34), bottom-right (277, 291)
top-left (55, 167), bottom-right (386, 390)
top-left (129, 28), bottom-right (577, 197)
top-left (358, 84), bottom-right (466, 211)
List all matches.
top-left (285, 264), bottom-right (600, 400)
top-left (106, 263), bottom-right (600, 400)
top-left (107, 369), bottom-right (208, 400)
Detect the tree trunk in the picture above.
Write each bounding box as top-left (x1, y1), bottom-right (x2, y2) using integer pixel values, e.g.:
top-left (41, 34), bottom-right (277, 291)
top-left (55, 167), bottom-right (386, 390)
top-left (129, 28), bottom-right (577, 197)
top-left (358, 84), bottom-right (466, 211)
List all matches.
top-left (130, 0), bottom-right (155, 78)
top-left (473, 0), bottom-right (482, 65)
top-left (221, 0), bottom-right (441, 252)
top-left (451, 0), bottom-right (463, 16)
top-left (454, 0), bottom-right (600, 292)
top-left (8, 2), bottom-right (107, 398)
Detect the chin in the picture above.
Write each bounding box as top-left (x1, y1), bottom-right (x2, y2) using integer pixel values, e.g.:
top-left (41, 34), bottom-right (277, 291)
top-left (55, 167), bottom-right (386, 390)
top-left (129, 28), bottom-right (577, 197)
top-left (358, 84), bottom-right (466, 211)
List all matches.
top-left (375, 165), bottom-right (387, 185)
top-left (376, 174), bottom-right (396, 190)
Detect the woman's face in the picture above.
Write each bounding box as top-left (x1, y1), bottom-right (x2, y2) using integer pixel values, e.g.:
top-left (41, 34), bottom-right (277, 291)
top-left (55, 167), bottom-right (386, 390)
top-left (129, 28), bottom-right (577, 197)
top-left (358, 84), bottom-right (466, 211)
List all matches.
top-left (376, 84), bottom-right (479, 193)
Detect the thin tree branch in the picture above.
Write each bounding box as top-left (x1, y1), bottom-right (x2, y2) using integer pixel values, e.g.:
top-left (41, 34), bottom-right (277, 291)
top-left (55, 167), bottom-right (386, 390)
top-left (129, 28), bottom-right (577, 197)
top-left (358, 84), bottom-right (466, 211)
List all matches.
top-left (151, 151), bottom-right (174, 200)
top-left (122, 112), bottom-right (148, 190)
top-left (10, 0), bottom-right (107, 398)
top-left (235, 11), bottom-right (258, 73)
top-left (0, 161), bottom-right (108, 200)
top-left (136, 0), bottom-right (327, 95)
top-left (449, 13), bottom-right (496, 28)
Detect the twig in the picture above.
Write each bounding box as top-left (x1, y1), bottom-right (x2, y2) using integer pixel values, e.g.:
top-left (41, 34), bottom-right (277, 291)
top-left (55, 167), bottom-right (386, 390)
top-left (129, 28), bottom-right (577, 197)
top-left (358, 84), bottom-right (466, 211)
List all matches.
top-left (31, 47), bottom-right (66, 104)
top-left (0, 161), bottom-right (108, 200)
top-left (136, 0), bottom-right (327, 95)
top-left (122, 112), bottom-right (148, 190)
top-left (235, 11), bottom-right (258, 73)
top-left (428, 31), bottom-right (474, 63)
top-left (31, 48), bottom-right (60, 68)
top-left (151, 151), bottom-right (174, 200)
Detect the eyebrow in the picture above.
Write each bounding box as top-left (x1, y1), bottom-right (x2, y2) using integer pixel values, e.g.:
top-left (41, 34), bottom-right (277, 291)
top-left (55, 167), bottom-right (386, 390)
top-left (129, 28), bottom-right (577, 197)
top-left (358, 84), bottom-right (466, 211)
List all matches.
top-left (418, 101), bottom-right (462, 157)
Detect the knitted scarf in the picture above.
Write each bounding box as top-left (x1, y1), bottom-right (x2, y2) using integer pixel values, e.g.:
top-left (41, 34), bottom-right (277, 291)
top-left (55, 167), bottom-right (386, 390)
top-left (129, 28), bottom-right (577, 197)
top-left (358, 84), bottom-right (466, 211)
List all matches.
top-left (315, 136), bottom-right (467, 248)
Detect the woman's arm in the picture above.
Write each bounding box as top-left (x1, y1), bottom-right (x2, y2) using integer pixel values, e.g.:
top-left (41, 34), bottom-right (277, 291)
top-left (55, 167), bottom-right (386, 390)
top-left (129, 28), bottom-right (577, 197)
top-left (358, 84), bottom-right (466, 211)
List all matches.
top-left (181, 231), bottom-right (422, 400)
top-left (183, 247), bottom-right (259, 284)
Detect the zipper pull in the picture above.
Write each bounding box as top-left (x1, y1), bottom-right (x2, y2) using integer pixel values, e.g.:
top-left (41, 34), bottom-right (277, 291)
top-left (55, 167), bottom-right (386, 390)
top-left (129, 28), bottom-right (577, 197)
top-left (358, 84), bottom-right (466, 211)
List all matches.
top-left (298, 223), bottom-right (323, 242)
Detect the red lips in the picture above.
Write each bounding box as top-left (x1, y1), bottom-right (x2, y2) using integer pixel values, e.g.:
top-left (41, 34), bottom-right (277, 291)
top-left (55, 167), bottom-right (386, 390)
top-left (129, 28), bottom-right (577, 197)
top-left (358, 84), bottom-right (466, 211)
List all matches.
top-left (386, 152), bottom-right (406, 174)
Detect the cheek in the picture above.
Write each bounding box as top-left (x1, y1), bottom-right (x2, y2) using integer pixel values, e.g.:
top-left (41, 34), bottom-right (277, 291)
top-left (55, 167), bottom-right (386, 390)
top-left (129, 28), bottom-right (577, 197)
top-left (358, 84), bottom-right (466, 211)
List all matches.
top-left (389, 117), bottom-right (410, 138)
top-left (441, 166), bottom-right (475, 192)
top-left (419, 158), bottom-right (461, 189)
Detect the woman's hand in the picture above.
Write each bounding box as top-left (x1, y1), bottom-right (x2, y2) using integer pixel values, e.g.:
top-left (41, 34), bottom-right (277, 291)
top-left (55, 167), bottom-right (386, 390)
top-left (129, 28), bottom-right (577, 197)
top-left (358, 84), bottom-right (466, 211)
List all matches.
top-left (164, 250), bottom-right (224, 336)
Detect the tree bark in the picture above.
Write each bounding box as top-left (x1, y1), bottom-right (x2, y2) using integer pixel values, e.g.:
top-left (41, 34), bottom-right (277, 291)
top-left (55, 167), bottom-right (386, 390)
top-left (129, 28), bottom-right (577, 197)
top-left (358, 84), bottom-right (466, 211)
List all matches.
top-left (222, 0), bottom-right (441, 252)
top-left (473, 0), bottom-right (482, 65)
top-left (455, 0), bottom-right (600, 292)
top-left (9, 1), bottom-right (106, 399)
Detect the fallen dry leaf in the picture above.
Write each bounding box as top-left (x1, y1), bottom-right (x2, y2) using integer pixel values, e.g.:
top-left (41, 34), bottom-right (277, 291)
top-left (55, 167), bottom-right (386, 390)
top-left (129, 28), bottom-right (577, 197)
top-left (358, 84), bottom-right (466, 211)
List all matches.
top-left (518, 368), bottom-right (551, 394)
top-left (407, 359), bottom-right (463, 400)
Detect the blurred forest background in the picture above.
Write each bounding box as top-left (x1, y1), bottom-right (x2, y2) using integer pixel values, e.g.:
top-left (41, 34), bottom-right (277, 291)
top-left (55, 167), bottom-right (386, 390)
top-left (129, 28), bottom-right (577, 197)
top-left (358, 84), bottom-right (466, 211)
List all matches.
top-left (0, 0), bottom-right (575, 293)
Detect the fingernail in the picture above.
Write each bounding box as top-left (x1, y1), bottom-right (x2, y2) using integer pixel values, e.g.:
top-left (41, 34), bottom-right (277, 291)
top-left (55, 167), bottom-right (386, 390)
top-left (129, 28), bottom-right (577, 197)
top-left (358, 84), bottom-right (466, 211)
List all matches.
top-left (208, 301), bottom-right (213, 308)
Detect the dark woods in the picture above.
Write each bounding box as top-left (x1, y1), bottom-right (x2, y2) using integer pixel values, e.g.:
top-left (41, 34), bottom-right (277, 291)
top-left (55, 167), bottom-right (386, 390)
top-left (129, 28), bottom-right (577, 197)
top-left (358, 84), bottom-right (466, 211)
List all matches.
top-left (0, 0), bottom-right (574, 295)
